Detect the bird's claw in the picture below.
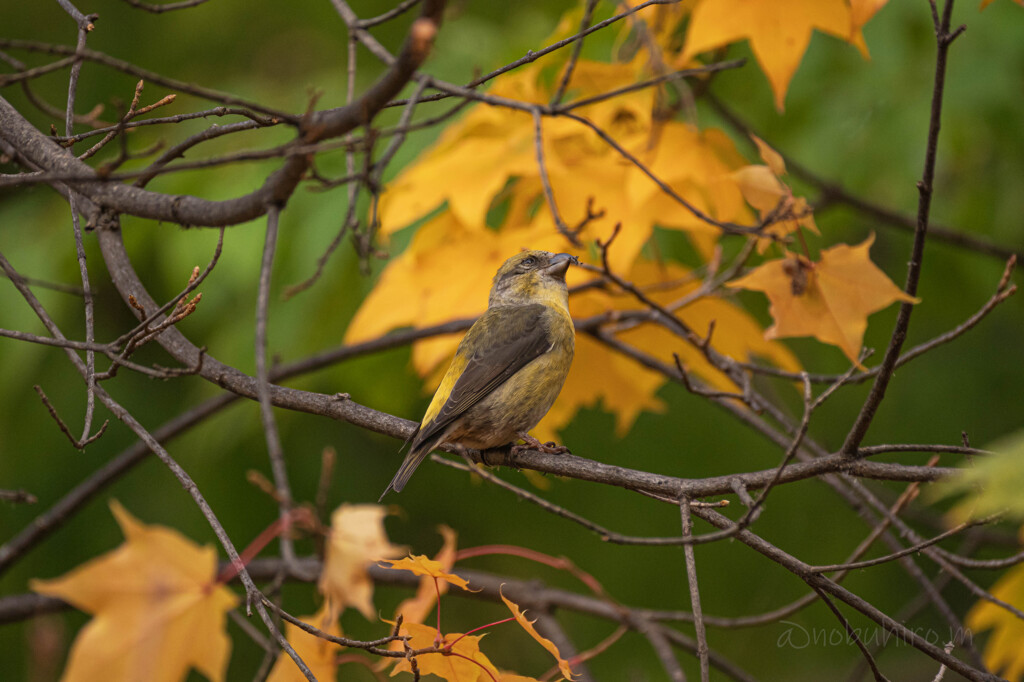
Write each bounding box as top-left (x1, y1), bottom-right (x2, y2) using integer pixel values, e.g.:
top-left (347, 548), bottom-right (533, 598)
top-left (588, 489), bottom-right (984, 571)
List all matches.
top-left (513, 432), bottom-right (570, 455)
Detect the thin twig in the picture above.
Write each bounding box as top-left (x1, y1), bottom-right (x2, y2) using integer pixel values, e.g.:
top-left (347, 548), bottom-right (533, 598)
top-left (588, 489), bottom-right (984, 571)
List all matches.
top-left (436, 454), bottom-right (728, 546)
top-left (737, 372), bottom-right (813, 528)
top-left (357, 0), bottom-right (422, 28)
top-left (841, 0), bottom-right (966, 456)
top-left (0, 489), bottom-right (37, 504)
top-left (680, 497), bottom-right (710, 682)
top-left (533, 107), bottom-right (581, 246)
top-left (60, 8), bottom-right (100, 449)
top-left (549, 0), bottom-right (598, 107)
top-left (809, 515), bottom-right (999, 574)
top-left (118, 0), bottom-right (213, 13)
top-left (809, 584), bottom-right (891, 682)
top-left (256, 204), bottom-right (301, 577)
top-left (32, 385), bottom-right (109, 450)
top-left (691, 506), bottom-right (996, 681)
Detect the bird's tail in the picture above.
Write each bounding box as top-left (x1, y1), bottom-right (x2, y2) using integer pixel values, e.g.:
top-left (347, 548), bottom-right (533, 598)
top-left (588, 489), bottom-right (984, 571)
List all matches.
top-left (378, 446), bottom-right (430, 501)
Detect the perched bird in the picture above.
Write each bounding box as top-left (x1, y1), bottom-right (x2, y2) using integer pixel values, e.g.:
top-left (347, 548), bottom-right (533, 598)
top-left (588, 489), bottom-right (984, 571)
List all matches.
top-left (380, 250), bottom-right (578, 499)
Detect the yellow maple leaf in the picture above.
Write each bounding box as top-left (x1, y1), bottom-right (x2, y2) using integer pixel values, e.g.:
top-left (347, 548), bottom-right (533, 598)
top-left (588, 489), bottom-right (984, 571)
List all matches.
top-left (727, 234), bottom-right (919, 368)
top-left (500, 591), bottom-right (577, 680)
top-left (389, 622), bottom-right (500, 681)
top-left (541, 80), bottom-right (752, 268)
top-left (30, 500), bottom-right (239, 682)
top-left (731, 135), bottom-right (818, 252)
top-left (319, 504), bottom-right (405, 621)
top-left (624, 124), bottom-right (753, 262)
top-left (391, 526), bottom-right (461, 628)
top-left (266, 605), bottom-right (342, 682)
top-left (732, 165), bottom-right (789, 217)
top-left (375, 53), bottom-right (756, 274)
top-left (381, 554), bottom-right (470, 592)
top-left (966, 561), bottom-right (1024, 681)
top-left (681, 0), bottom-right (854, 110)
top-left (750, 133), bottom-right (787, 176)
top-left (377, 66), bottom-right (541, 233)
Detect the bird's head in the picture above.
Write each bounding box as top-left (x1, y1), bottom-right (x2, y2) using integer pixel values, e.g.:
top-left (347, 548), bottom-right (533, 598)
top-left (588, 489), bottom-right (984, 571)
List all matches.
top-left (488, 250), bottom-right (579, 308)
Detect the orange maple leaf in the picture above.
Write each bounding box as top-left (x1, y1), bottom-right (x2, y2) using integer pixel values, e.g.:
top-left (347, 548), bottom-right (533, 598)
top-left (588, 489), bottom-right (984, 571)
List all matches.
top-left (391, 526), bottom-right (462, 628)
top-left (381, 555), bottom-right (471, 591)
top-left (681, 0), bottom-right (855, 110)
top-left (319, 504), bottom-right (405, 621)
top-left (727, 234), bottom-right (919, 368)
top-left (388, 622), bottom-right (500, 681)
top-left (266, 605), bottom-right (342, 682)
top-left (380, 540), bottom-right (468, 589)
top-left (30, 500), bottom-right (239, 682)
top-left (500, 590), bottom-right (577, 680)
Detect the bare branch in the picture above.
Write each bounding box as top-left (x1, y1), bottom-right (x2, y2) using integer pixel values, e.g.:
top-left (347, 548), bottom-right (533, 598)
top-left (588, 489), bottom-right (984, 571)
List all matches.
top-left (841, 0), bottom-right (965, 456)
top-left (680, 498), bottom-right (710, 681)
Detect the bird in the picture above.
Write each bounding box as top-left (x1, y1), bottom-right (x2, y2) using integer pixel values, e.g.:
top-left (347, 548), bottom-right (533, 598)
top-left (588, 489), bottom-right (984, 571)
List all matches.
top-left (380, 250), bottom-right (578, 499)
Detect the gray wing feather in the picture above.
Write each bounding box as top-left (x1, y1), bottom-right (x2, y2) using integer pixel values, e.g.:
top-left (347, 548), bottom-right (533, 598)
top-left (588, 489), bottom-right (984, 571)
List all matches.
top-left (412, 304), bottom-right (552, 450)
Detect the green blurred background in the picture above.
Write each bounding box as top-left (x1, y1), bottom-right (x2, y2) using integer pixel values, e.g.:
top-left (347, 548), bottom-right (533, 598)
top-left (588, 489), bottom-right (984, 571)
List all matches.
top-left (2, 1), bottom-right (1023, 680)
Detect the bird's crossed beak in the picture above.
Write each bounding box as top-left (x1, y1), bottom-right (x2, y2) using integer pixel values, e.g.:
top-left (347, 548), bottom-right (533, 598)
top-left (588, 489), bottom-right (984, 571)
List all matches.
top-left (544, 252), bottom-right (580, 279)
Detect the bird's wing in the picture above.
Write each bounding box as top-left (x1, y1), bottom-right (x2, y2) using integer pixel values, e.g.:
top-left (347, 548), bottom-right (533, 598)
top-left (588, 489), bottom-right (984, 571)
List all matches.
top-left (412, 303), bottom-right (553, 450)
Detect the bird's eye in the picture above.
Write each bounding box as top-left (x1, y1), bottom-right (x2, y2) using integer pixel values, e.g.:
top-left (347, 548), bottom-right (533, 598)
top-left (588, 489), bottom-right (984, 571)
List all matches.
top-left (520, 256), bottom-right (537, 268)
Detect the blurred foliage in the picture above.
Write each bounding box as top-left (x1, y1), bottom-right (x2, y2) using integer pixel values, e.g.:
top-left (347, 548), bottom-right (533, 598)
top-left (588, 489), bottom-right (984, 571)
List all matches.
top-left (1, 1), bottom-right (1023, 680)
top-left (937, 428), bottom-right (1024, 524)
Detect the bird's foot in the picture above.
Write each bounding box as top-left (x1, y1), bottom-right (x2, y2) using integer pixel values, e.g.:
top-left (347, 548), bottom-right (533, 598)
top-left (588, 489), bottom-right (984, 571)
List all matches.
top-left (513, 432), bottom-right (570, 455)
